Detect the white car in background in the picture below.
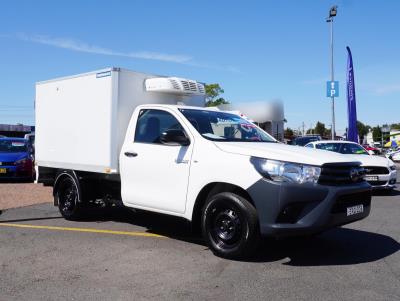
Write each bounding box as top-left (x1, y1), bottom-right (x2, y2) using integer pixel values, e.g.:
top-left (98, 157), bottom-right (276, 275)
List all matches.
top-left (305, 140), bottom-right (397, 190)
top-left (391, 150), bottom-right (400, 162)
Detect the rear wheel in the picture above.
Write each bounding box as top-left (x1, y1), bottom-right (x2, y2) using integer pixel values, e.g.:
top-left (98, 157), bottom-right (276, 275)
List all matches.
top-left (201, 192), bottom-right (260, 259)
top-left (55, 175), bottom-right (83, 220)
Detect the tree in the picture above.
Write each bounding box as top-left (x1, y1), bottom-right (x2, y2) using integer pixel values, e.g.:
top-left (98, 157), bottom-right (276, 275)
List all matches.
top-left (372, 126), bottom-right (382, 142)
top-left (306, 121), bottom-right (329, 137)
top-left (205, 83), bottom-right (229, 107)
top-left (325, 128), bottom-right (332, 138)
top-left (284, 127), bottom-right (294, 139)
top-left (314, 121), bottom-right (326, 136)
top-left (357, 121), bottom-right (370, 141)
top-left (390, 123), bottom-right (400, 130)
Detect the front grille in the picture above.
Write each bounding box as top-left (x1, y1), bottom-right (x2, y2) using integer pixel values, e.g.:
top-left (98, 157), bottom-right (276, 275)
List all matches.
top-left (363, 166), bottom-right (389, 175)
top-left (318, 162), bottom-right (366, 185)
top-left (331, 191), bottom-right (371, 214)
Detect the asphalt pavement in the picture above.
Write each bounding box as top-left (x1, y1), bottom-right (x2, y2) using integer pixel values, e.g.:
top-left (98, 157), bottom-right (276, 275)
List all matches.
top-left (0, 175), bottom-right (399, 301)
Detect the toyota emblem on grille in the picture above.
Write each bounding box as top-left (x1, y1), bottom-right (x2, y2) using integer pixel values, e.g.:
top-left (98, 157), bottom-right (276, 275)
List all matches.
top-left (350, 167), bottom-right (364, 182)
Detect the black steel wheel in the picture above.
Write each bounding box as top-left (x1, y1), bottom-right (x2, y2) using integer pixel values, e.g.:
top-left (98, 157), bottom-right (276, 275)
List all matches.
top-left (55, 175), bottom-right (82, 220)
top-left (201, 192), bottom-right (260, 259)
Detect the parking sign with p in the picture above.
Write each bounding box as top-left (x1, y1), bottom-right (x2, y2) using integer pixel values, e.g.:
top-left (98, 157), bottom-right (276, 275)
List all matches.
top-left (326, 81), bottom-right (339, 97)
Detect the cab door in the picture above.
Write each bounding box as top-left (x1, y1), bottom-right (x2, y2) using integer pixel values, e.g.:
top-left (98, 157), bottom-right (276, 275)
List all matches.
top-left (120, 108), bottom-right (193, 214)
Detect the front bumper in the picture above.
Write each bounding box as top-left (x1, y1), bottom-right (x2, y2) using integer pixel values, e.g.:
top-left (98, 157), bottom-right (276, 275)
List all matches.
top-left (247, 179), bottom-right (371, 238)
top-left (367, 170), bottom-right (397, 190)
top-left (0, 165), bottom-right (33, 179)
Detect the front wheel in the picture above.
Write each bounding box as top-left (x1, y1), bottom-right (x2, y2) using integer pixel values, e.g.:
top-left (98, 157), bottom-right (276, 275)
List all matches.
top-left (201, 192), bottom-right (260, 259)
top-left (55, 175), bottom-right (83, 220)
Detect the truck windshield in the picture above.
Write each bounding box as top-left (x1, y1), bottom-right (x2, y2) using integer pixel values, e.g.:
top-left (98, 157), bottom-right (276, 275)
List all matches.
top-left (179, 109), bottom-right (276, 142)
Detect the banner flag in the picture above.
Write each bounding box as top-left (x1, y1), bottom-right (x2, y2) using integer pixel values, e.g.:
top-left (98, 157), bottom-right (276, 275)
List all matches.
top-left (346, 46), bottom-right (358, 143)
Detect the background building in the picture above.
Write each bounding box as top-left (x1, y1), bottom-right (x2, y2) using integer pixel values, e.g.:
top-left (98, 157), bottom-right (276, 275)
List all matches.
top-left (218, 101), bottom-right (285, 141)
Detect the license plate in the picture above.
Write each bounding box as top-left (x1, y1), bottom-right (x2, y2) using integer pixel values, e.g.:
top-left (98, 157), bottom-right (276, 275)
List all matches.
top-left (347, 205), bottom-right (364, 216)
top-left (365, 176), bottom-right (378, 181)
top-left (0, 168), bottom-right (6, 174)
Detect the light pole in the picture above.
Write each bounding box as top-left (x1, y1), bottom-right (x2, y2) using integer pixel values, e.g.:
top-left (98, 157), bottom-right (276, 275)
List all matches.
top-left (326, 5), bottom-right (337, 140)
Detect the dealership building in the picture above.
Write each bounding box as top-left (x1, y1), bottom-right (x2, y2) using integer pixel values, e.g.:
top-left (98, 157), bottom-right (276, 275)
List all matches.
top-left (218, 101), bottom-right (285, 141)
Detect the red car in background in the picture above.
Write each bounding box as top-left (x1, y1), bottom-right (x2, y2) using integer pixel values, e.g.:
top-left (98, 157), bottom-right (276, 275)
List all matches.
top-left (363, 144), bottom-right (380, 155)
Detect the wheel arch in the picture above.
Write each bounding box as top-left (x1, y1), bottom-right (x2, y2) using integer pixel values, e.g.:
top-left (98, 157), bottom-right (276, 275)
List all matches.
top-left (53, 170), bottom-right (81, 206)
top-left (191, 182), bottom-right (255, 233)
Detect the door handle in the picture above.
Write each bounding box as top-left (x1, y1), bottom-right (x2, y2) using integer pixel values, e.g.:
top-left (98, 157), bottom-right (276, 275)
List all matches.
top-left (124, 151), bottom-right (138, 157)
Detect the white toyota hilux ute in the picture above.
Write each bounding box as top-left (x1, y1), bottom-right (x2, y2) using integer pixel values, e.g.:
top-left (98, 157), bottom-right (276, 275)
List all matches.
top-left (36, 68), bottom-right (372, 259)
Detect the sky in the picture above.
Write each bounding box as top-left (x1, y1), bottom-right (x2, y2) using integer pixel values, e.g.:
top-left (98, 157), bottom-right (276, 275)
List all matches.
top-left (0, 0), bottom-right (399, 134)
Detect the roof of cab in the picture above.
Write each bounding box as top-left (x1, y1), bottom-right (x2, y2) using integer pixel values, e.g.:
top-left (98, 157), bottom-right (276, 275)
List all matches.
top-left (135, 104), bottom-right (231, 112)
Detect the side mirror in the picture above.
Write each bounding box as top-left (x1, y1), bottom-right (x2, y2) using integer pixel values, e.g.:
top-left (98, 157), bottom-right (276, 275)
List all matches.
top-left (160, 129), bottom-right (190, 146)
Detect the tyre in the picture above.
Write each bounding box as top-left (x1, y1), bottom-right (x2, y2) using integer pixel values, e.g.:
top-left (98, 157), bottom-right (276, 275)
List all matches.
top-left (201, 192), bottom-right (260, 259)
top-left (55, 175), bottom-right (83, 220)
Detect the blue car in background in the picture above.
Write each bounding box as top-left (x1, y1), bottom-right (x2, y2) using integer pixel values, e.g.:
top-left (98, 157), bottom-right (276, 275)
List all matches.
top-left (290, 135), bottom-right (322, 146)
top-left (0, 138), bottom-right (34, 181)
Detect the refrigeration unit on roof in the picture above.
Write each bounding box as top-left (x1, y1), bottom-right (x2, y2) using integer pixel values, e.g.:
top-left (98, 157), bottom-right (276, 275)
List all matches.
top-left (145, 77), bottom-right (205, 95)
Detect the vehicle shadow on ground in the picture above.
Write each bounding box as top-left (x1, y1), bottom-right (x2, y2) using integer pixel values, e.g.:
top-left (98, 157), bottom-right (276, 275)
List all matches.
top-left (373, 189), bottom-right (400, 196)
top-left (76, 206), bottom-right (204, 244)
top-left (2, 205), bottom-right (398, 266)
top-left (0, 179), bottom-right (34, 184)
top-left (72, 206), bottom-right (399, 266)
top-left (252, 229), bottom-right (400, 266)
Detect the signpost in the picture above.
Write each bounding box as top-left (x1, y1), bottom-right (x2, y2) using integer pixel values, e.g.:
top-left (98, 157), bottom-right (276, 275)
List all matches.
top-left (326, 81), bottom-right (339, 97)
top-left (326, 6), bottom-right (338, 140)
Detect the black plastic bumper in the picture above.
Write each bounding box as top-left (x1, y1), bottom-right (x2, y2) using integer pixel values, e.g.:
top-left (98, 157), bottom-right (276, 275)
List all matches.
top-left (247, 179), bottom-right (372, 238)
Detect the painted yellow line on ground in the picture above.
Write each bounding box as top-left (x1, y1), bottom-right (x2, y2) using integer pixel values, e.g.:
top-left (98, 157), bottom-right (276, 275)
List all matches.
top-left (0, 223), bottom-right (165, 238)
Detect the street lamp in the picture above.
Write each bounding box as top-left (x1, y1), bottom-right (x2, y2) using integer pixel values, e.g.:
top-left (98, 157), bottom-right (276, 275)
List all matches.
top-left (326, 5), bottom-right (338, 140)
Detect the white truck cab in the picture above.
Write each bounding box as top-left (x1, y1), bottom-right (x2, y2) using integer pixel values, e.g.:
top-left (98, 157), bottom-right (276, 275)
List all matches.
top-left (36, 68), bottom-right (372, 258)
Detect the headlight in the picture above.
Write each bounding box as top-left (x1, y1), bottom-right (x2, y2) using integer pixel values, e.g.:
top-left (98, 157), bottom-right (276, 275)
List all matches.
top-left (390, 165), bottom-right (396, 171)
top-left (251, 157), bottom-right (321, 184)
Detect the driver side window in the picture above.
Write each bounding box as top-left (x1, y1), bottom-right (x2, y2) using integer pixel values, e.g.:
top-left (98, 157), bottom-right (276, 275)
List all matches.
top-left (134, 109), bottom-right (184, 144)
